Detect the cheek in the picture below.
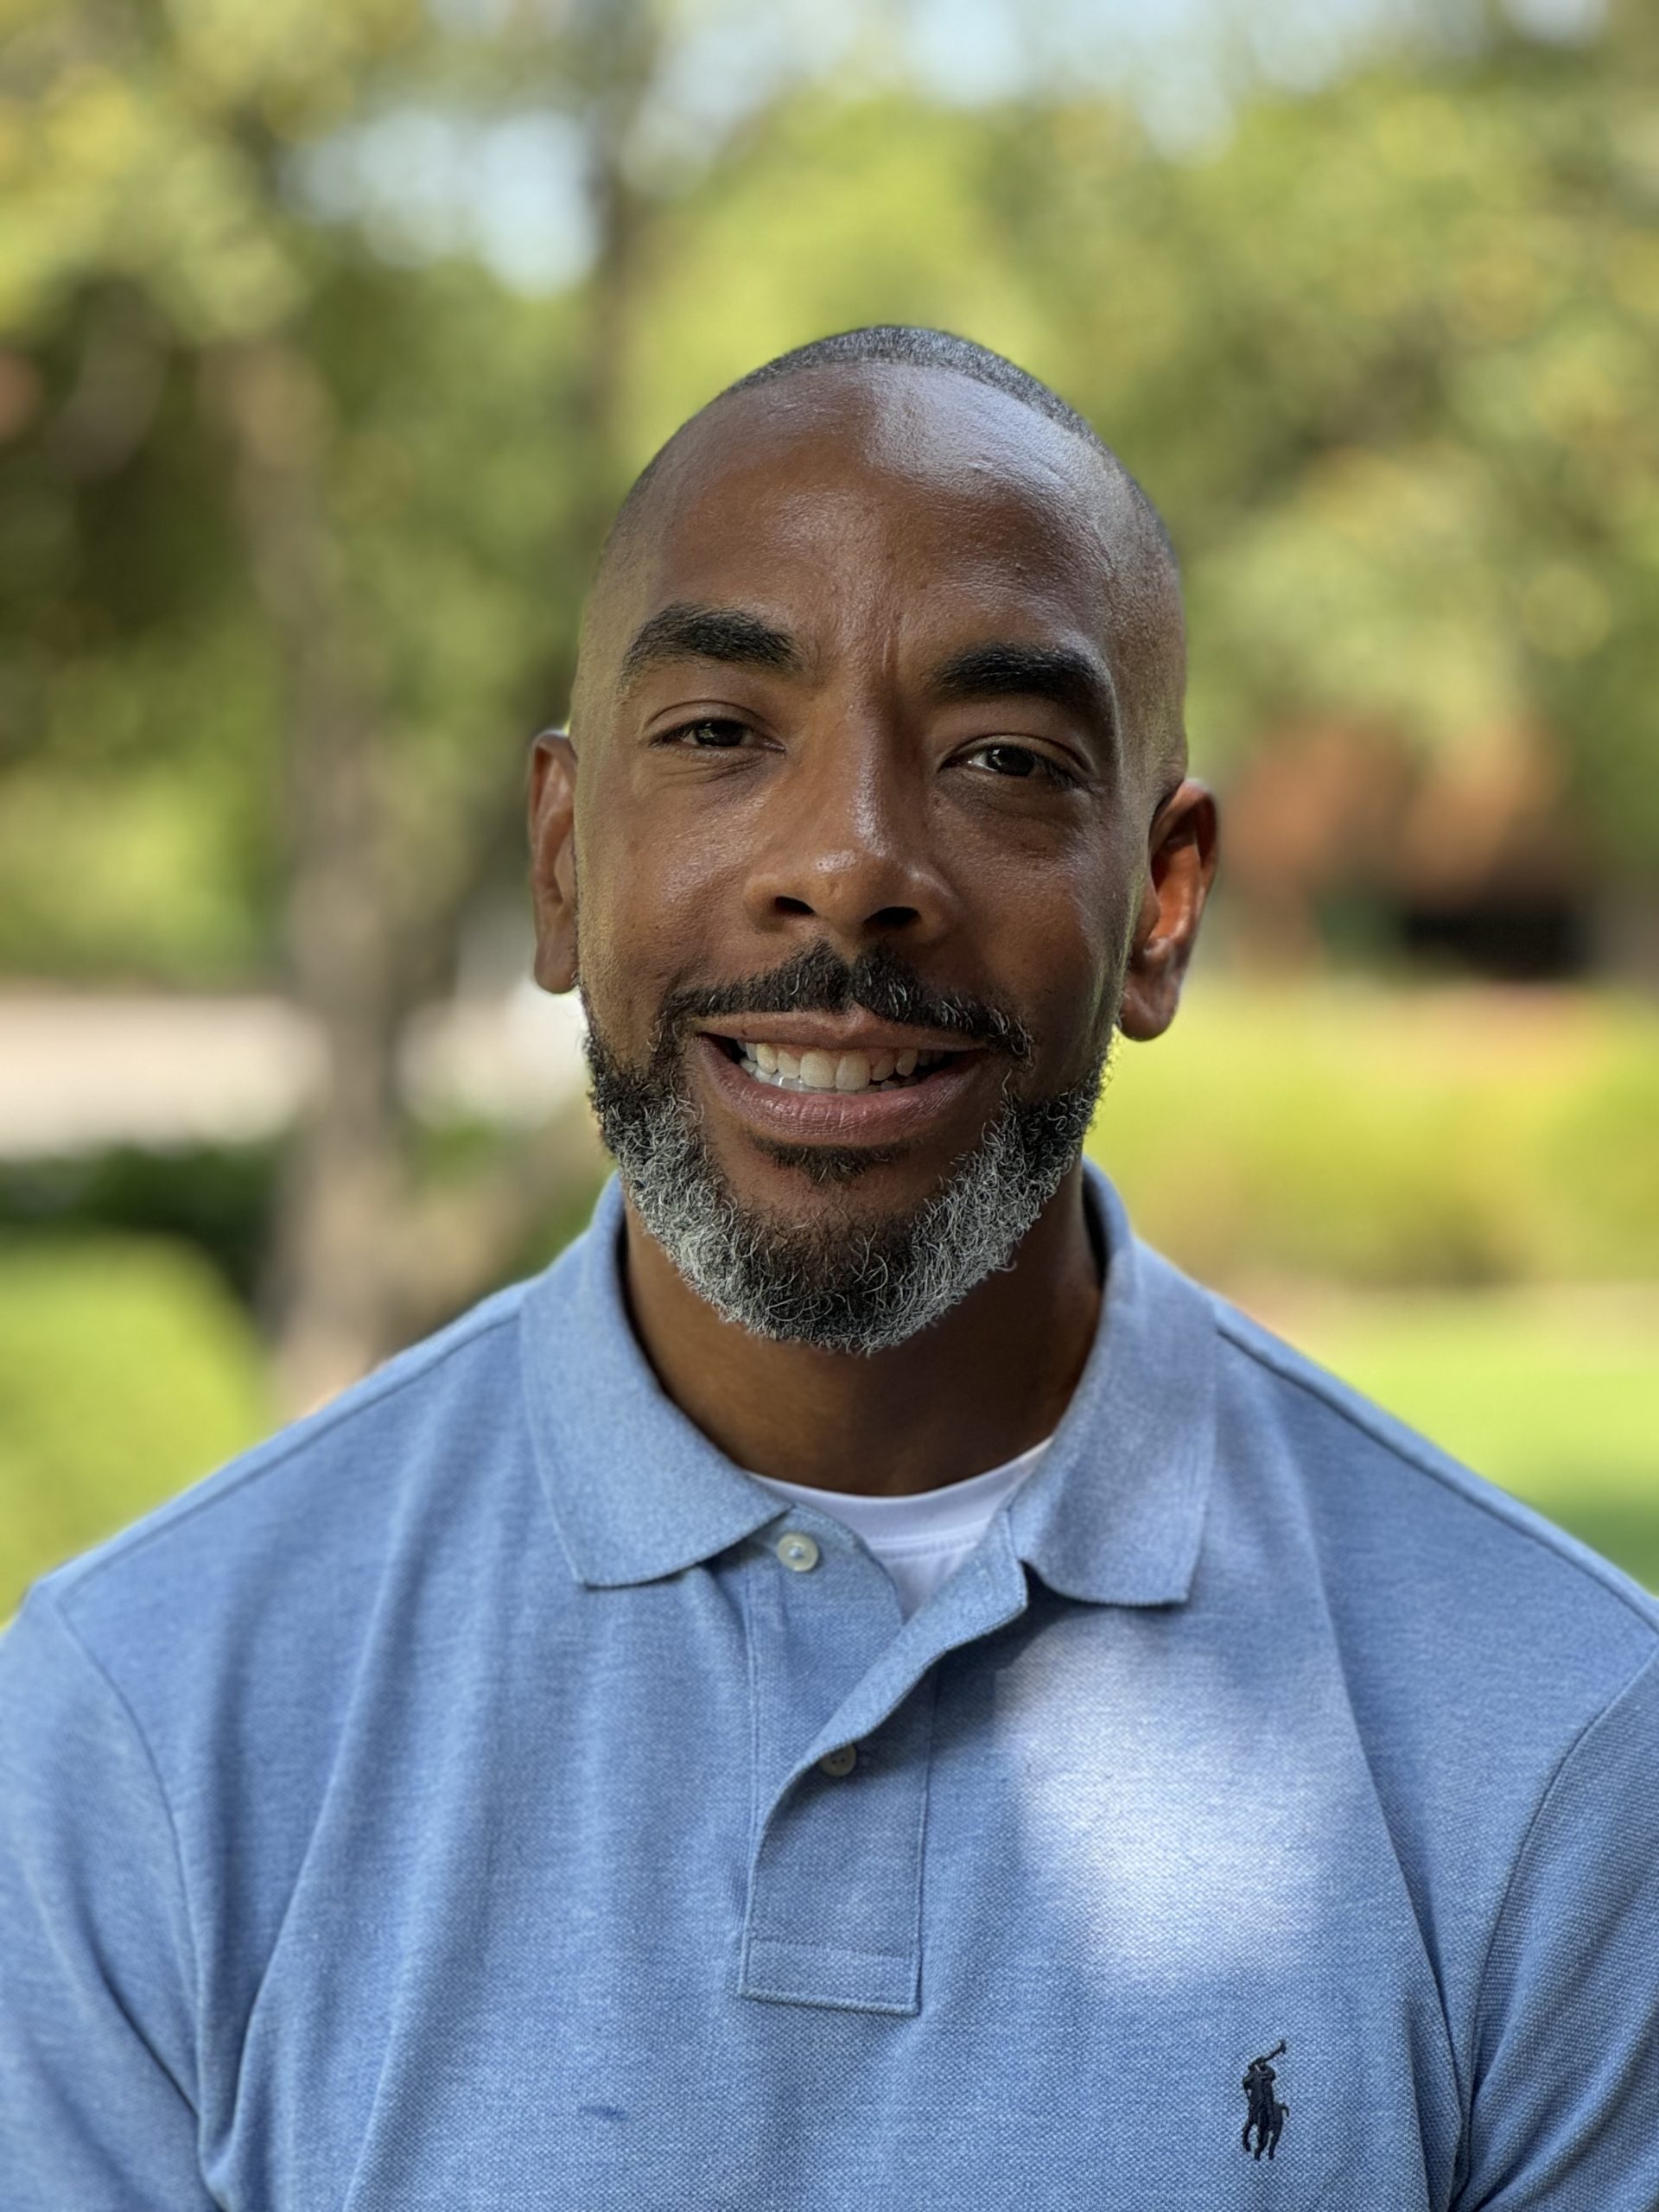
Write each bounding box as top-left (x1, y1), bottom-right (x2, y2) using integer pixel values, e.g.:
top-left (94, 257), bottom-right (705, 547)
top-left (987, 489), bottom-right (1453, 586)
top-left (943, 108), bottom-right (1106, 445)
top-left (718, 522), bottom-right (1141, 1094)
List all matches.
top-left (574, 783), bottom-right (735, 1034)
top-left (987, 859), bottom-right (1134, 1068)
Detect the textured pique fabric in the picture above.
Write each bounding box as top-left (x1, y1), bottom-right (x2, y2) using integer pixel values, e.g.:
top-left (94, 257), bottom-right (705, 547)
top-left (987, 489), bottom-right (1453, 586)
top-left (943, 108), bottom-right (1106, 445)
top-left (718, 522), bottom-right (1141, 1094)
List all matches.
top-left (2, 1166), bottom-right (1657, 2210)
top-left (746, 1437), bottom-right (1049, 1617)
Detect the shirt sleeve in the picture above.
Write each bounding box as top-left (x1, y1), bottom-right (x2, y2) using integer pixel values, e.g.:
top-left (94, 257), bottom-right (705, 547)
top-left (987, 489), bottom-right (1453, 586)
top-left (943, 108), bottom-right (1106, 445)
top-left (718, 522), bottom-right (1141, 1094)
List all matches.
top-left (1458, 1642), bottom-right (1659, 2211)
top-left (0, 1586), bottom-right (216, 2210)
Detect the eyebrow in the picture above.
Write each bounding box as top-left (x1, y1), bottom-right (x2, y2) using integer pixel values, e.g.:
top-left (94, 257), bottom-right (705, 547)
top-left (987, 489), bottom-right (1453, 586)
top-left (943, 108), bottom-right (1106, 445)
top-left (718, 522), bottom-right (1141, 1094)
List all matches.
top-left (618, 602), bottom-right (804, 690)
top-left (929, 641), bottom-right (1119, 744)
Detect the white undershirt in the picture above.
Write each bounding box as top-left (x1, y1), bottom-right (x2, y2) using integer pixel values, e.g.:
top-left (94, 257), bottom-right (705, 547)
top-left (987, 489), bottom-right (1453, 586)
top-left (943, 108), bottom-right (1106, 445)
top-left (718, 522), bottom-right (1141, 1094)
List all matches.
top-left (747, 1439), bottom-right (1050, 1620)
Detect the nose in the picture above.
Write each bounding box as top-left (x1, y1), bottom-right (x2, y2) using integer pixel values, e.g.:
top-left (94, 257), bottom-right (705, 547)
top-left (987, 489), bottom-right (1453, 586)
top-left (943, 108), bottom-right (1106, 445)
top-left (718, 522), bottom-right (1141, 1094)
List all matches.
top-left (739, 721), bottom-right (959, 956)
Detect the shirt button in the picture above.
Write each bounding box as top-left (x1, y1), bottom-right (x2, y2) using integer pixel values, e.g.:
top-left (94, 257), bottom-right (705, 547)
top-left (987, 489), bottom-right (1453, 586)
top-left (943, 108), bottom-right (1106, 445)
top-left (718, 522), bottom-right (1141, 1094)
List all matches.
top-left (775, 1531), bottom-right (821, 1573)
top-left (818, 1745), bottom-right (859, 1778)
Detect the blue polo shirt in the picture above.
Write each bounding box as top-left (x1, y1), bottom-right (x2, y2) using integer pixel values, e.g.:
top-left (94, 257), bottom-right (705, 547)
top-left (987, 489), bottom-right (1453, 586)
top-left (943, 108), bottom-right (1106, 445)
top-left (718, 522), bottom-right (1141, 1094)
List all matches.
top-left (3, 1167), bottom-right (1657, 2209)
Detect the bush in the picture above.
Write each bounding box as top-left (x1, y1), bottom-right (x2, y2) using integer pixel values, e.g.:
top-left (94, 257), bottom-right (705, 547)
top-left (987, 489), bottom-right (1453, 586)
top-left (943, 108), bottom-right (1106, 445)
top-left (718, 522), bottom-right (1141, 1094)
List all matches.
top-left (0, 1236), bottom-right (270, 1614)
top-left (1090, 982), bottom-right (1659, 1288)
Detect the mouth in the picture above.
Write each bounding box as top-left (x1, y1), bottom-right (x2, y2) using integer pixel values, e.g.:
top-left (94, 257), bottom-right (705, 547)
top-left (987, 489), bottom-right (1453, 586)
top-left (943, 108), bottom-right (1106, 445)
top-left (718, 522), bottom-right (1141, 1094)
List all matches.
top-left (690, 1026), bottom-right (995, 1147)
top-left (718, 1036), bottom-right (962, 1096)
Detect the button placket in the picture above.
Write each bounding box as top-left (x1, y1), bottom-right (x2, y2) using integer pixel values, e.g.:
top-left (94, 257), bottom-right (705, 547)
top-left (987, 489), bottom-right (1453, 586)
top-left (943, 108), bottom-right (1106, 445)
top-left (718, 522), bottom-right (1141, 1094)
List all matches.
top-left (738, 1687), bottom-right (937, 2014)
top-left (744, 1517), bottom-right (904, 1822)
top-left (737, 1522), bottom-right (1031, 2015)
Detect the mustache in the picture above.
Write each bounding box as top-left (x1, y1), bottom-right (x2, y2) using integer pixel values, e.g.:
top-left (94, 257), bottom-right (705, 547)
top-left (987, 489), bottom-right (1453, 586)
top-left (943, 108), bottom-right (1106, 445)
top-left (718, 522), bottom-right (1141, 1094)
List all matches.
top-left (656, 940), bottom-right (1034, 1061)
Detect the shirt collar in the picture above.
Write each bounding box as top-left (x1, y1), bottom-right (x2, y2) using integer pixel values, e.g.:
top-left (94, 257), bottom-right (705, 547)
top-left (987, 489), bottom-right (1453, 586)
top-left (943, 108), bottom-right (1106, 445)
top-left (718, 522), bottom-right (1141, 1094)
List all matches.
top-left (1007, 1164), bottom-right (1217, 1607)
top-left (520, 1160), bottom-right (1216, 1608)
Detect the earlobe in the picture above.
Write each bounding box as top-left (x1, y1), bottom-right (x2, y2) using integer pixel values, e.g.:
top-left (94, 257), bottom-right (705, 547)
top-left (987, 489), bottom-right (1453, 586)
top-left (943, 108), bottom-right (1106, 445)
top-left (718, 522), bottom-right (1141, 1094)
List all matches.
top-left (1116, 779), bottom-right (1219, 1043)
top-left (528, 729), bottom-right (579, 995)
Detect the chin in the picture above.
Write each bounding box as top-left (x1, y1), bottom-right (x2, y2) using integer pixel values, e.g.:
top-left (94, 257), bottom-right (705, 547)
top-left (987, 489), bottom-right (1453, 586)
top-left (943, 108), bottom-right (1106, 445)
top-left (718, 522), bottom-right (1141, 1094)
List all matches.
top-left (746, 1140), bottom-right (908, 1191)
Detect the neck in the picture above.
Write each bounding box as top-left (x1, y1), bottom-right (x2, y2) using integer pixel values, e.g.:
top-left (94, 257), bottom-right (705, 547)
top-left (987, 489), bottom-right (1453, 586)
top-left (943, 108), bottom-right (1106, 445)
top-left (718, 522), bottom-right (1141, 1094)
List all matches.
top-left (620, 1162), bottom-right (1103, 1497)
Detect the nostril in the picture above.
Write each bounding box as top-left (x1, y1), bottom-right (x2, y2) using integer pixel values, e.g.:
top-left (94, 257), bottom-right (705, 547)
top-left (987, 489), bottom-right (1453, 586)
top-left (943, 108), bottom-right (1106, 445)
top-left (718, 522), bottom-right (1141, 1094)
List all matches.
top-left (774, 896), bottom-right (814, 916)
top-left (870, 906), bottom-right (919, 930)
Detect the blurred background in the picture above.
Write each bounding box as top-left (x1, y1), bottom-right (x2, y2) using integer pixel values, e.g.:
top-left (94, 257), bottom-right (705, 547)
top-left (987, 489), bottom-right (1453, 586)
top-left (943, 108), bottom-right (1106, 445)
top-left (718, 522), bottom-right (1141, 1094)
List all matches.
top-left (2, 0), bottom-right (1656, 1611)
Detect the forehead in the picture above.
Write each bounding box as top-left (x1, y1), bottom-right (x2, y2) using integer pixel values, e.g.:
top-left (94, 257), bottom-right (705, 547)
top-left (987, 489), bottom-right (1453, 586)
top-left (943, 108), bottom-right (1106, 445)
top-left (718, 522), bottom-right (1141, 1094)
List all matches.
top-left (617, 367), bottom-right (1131, 659)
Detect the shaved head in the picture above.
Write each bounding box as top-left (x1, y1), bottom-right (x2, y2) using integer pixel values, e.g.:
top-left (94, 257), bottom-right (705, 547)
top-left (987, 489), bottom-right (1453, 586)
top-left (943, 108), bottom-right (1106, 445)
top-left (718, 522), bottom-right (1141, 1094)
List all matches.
top-left (571, 326), bottom-right (1188, 794)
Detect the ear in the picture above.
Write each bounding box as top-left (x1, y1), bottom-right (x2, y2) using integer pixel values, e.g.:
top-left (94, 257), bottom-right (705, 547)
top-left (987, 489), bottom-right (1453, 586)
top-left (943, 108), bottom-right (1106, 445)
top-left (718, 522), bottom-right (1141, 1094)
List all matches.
top-left (528, 729), bottom-right (579, 994)
top-left (1116, 779), bottom-right (1219, 1042)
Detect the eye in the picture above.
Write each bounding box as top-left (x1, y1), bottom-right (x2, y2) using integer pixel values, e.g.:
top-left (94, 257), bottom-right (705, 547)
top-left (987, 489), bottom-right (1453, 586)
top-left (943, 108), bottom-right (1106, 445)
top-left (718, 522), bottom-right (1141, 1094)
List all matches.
top-left (658, 717), bottom-right (754, 749)
top-left (959, 741), bottom-right (1077, 787)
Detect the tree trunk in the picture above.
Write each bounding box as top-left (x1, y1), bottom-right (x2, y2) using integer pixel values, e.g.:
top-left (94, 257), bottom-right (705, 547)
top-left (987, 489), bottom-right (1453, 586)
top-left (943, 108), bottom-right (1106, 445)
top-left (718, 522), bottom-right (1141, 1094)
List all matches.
top-left (211, 339), bottom-right (404, 1413)
top-left (208, 12), bottom-right (665, 1413)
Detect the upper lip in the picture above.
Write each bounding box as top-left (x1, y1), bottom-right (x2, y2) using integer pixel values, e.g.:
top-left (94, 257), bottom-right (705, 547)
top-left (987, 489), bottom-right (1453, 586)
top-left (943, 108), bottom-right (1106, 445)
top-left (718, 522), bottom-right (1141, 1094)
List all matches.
top-left (692, 1015), bottom-right (986, 1057)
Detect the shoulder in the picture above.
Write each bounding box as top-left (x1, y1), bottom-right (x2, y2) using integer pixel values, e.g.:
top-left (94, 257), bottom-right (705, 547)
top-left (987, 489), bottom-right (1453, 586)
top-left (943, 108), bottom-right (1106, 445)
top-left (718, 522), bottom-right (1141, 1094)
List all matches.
top-left (0, 1268), bottom-right (569, 1961)
top-left (1194, 1283), bottom-right (1659, 2066)
top-left (1198, 1283), bottom-right (1659, 1879)
top-left (1208, 1287), bottom-right (1659, 1650)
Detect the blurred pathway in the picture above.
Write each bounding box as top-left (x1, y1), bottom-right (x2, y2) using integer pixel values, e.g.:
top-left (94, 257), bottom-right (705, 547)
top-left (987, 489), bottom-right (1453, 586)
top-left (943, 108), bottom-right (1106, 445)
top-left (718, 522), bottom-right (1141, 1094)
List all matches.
top-left (0, 986), bottom-right (589, 1157)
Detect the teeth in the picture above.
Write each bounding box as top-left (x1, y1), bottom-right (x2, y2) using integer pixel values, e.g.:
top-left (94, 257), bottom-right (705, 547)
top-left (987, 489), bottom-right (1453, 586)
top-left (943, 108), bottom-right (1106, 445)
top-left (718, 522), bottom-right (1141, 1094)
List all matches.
top-left (734, 1040), bottom-right (951, 1092)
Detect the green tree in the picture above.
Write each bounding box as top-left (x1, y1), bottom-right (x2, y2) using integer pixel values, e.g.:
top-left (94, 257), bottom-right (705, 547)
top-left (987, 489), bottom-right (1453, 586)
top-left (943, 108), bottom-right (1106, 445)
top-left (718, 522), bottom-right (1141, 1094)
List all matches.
top-left (1, 0), bottom-right (668, 1402)
top-left (3, 0), bottom-right (1652, 1406)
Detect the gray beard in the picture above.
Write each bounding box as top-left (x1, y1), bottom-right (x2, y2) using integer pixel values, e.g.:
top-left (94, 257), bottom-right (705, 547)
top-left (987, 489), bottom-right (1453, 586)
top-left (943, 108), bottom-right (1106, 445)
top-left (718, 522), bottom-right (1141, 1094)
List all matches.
top-left (582, 1003), bottom-right (1109, 1355)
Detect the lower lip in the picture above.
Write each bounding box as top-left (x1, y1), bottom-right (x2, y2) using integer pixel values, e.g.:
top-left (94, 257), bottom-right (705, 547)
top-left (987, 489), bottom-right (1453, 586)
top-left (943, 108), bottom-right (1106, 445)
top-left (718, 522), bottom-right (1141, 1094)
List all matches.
top-left (692, 1033), bottom-right (994, 1147)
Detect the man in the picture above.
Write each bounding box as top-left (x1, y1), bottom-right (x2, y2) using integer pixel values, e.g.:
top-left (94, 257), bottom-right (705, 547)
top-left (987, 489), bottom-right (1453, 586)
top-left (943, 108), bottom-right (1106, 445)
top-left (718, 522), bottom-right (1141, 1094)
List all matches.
top-left (1, 327), bottom-right (1655, 2209)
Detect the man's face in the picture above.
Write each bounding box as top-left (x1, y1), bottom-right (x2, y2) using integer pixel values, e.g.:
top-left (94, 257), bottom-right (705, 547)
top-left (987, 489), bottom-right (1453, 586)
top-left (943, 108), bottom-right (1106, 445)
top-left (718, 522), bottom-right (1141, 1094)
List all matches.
top-left (533, 367), bottom-right (1205, 1348)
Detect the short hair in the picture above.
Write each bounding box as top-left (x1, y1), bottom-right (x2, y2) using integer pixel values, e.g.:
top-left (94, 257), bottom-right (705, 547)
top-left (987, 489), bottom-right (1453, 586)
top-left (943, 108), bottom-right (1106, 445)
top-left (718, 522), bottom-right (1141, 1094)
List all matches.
top-left (734, 324), bottom-right (1106, 454)
top-left (606, 324), bottom-right (1177, 571)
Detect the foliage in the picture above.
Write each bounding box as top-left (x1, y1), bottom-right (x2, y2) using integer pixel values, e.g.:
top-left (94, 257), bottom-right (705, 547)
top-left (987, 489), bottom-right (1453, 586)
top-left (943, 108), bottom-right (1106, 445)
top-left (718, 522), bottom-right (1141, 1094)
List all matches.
top-left (1089, 980), bottom-right (1659, 1287)
top-left (0, 0), bottom-right (601, 991)
top-left (2, 0), bottom-right (1653, 1402)
top-left (1, 4), bottom-right (1656, 982)
top-left (643, 23), bottom-right (1658, 872)
top-left (0, 1234), bottom-right (270, 1615)
top-left (1283, 1285), bottom-right (1659, 1590)
top-left (0, 1141), bottom-right (279, 1300)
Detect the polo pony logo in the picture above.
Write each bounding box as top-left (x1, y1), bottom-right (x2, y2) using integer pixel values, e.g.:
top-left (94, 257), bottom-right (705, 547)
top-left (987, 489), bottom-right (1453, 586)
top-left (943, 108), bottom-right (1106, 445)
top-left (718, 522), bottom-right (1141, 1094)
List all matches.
top-left (1241, 2040), bottom-right (1289, 2162)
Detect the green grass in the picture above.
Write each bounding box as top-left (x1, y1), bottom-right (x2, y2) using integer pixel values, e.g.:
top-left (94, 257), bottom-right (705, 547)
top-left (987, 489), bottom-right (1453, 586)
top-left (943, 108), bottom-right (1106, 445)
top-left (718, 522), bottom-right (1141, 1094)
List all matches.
top-left (1257, 1283), bottom-right (1659, 1590)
